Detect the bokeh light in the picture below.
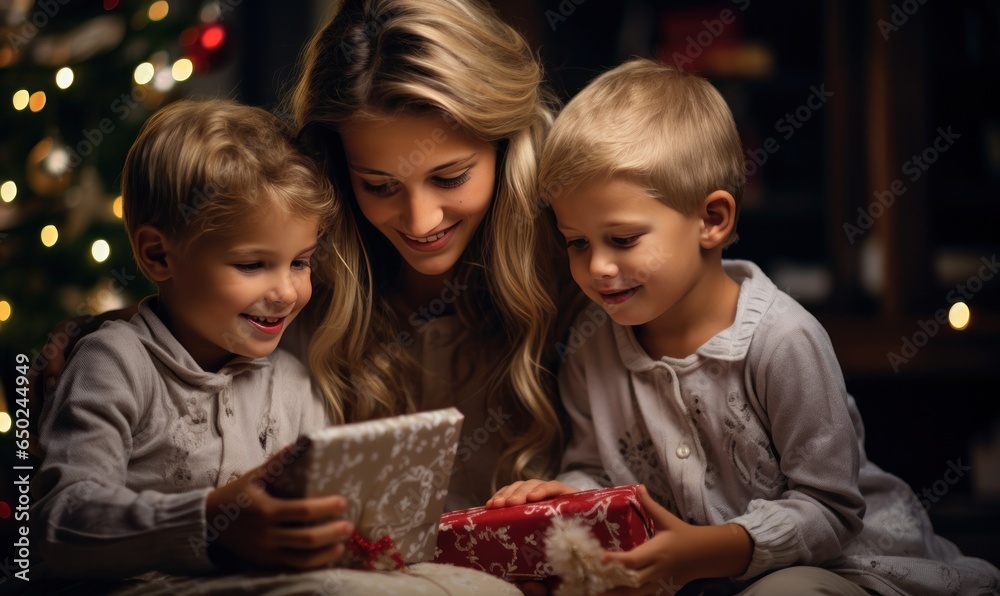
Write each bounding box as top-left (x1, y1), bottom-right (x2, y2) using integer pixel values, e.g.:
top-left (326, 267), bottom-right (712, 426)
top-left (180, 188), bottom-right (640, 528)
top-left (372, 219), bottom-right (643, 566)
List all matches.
top-left (41, 225), bottom-right (59, 247)
top-left (172, 58), bottom-right (193, 81)
top-left (56, 67), bottom-right (75, 89)
top-left (12, 89), bottom-right (29, 110)
top-left (948, 302), bottom-right (970, 331)
top-left (1, 181), bottom-right (16, 202)
top-left (134, 62), bottom-right (155, 85)
top-left (29, 91), bottom-right (46, 112)
top-left (149, 1), bottom-right (169, 21)
top-left (92, 239), bottom-right (111, 262)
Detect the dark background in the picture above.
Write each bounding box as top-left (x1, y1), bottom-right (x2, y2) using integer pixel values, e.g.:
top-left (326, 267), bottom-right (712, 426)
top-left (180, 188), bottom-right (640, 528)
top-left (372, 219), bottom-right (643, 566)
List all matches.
top-left (2, 0), bottom-right (998, 575)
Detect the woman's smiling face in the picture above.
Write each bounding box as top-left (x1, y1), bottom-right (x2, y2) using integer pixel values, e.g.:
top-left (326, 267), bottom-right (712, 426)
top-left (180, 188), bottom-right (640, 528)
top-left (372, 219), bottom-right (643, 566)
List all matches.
top-left (339, 113), bottom-right (496, 277)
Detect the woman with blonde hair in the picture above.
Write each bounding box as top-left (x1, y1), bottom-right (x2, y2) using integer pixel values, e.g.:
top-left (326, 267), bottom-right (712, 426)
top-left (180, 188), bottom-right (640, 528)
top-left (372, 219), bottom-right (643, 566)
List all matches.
top-left (288, 0), bottom-right (572, 510)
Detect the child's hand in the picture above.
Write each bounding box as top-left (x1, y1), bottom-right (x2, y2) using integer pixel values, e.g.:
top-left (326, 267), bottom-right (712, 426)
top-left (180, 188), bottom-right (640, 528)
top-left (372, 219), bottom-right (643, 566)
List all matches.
top-left (205, 448), bottom-right (355, 570)
top-left (485, 479), bottom-right (579, 509)
top-left (601, 486), bottom-right (752, 594)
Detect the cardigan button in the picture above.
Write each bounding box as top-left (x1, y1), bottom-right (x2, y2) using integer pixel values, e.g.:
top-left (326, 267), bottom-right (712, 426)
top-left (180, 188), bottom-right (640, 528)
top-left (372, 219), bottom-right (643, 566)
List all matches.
top-left (676, 444), bottom-right (691, 459)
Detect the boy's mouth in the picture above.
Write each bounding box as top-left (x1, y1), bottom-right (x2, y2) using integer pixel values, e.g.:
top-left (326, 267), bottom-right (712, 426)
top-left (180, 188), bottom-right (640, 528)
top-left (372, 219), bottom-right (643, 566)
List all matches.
top-left (241, 313), bottom-right (287, 335)
top-left (598, 286), bottom-right (639, 305)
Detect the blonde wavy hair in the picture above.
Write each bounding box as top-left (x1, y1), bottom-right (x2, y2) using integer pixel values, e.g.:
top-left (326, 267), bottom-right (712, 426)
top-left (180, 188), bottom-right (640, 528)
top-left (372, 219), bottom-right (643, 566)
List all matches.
top-left (288, 0), bottom-right (564, 483)
top-left (539, 58), bottom-right (745, 248)
top-left (122, 99), bottom-right (335, 279)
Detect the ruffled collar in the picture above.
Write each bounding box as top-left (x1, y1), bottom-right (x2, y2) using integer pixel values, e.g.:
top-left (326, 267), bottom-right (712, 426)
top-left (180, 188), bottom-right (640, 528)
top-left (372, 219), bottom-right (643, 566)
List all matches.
top-left (613, 260), bottom-right (776, 373)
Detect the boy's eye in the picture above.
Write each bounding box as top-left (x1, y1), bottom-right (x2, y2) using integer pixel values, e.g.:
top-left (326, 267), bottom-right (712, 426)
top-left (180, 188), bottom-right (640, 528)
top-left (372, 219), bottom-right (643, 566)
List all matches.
top-left (566, 238), bottom-right (588, 250)
top-left (612, 235), bottom-right (640, 247)
top-left (434, 169), bottom-right (471, 189)
top-left (361, 179), bottom-right (400, 196)
top-left (234, 263), bottom-right (263, 272)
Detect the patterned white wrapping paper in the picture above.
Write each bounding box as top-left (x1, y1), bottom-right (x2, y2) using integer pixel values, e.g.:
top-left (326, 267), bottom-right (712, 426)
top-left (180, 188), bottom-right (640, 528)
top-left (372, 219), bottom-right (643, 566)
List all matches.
top-left (269, 407), bottom-right (464, 564)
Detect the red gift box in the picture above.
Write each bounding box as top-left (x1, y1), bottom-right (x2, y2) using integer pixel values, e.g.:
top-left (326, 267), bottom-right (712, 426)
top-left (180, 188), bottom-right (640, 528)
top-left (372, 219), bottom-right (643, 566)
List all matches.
top-left (433, 485), bottom-right (654, 581)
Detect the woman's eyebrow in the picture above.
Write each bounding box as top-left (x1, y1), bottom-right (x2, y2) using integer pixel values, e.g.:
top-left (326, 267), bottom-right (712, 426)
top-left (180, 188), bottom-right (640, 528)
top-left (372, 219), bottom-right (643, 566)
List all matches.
top-left (427, 153), bottom-right (477, 174)
top-left (348, 153), bottom-right (478, 177)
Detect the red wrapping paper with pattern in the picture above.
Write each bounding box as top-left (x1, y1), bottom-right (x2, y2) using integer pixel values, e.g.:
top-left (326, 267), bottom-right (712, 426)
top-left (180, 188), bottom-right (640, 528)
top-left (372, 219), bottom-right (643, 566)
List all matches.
top-left (433, 485), bottom-right (655, 581)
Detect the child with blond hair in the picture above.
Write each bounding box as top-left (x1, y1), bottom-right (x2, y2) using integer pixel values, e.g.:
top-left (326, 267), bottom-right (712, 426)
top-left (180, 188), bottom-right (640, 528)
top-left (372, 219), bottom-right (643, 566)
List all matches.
top-left (31, 99), bottom-right (348, 578)
top-left (489, 59), bottom-right (1000, 595)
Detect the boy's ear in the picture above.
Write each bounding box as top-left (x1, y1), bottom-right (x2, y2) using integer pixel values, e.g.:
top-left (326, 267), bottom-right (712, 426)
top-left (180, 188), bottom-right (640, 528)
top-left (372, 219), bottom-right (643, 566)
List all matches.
top-left (699, 190), bottom-right (737, 250)
top-left (133, 225), bottom-right (173, 282)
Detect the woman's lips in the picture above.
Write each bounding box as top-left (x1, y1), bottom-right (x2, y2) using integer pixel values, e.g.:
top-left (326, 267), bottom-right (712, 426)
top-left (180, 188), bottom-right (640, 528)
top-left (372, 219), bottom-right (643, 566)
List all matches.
top-left (398, 223), bottom-right (458, 252)
top-left (241, 314), bottom-right (285, 335)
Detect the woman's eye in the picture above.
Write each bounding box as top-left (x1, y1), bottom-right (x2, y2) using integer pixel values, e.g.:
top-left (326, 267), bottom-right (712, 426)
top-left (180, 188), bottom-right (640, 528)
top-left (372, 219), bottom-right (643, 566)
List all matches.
top-left (235, 263), bottom-right (263, 272)
top-left (362, 179), bottom-right (400, 196)
top-left (612, 236), bottom-right (640, 247)
top-left (566, 238), bottom-right (588, 250)
top-left (434, 169), bottom-right (471, 189)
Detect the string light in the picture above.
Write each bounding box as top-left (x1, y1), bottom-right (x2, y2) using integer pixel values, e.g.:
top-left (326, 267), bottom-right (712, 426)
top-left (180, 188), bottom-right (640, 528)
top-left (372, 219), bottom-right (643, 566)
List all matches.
top-left (152, 66), bottom-right (175, 92)
top-left (134, 62), bottom-right (154, 85)
top-left (148, 1), bottom-right (169, 21)
top-left (29, 91), bottom-right (46, 112)
top-left (112, 195), bottom-right (124, 218)
top-left (172, 58), bottom-right (193, 81)
top-left (1, 181), bottom-right (15, 202)
top-left (92, 239), bottom-right (111, 262)
top-left (41, 225), bottom-right (59, 247)
top-left (0, 300), bottom-right (10, 322)
top-left (12, 90), bottom-right (29, 111)
top-left (56, 67), bottom-right (75, 89)
top-left (200, 3), bottom-right (221, 22)
top-left (0, 412), bottom-right (11, 433)
top-left (948, 302), bottom-right (970, 331)
top-left (201, 24), bottom-right (225, 50)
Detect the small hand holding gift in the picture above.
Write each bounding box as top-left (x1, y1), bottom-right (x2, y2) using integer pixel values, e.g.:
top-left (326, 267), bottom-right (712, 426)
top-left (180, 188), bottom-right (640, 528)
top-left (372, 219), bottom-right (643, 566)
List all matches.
top-left (435, 482), bottom-right (655, 591)
top-left (545, 515), bottom-right (641, 595)
top-left (601, 485), bottom-right (753, 596)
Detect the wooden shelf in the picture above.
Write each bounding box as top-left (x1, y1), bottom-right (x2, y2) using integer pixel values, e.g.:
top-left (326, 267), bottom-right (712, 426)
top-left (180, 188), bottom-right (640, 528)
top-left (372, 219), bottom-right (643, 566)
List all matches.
top-left (818, 313), bottom-right (1000, 376)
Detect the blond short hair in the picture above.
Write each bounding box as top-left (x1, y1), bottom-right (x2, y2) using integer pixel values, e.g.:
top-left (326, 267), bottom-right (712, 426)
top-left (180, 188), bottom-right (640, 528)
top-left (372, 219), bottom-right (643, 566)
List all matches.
top-left (539, 58), bottom-right (744, 247)
top-left (122, 99), bottom-right (334, 279)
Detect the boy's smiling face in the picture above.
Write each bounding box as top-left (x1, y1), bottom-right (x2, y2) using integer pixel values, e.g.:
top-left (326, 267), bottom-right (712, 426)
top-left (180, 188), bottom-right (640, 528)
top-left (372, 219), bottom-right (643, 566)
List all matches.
top-left (156, 204), bottom-right (320, 371)
top-left (552, 177), bottom-right (706, 328)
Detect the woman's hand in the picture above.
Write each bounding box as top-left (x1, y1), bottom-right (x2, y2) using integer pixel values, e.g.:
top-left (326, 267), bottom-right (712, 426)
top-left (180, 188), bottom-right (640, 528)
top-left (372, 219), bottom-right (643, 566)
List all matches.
top-left (206, 448), bottom-right (355, 570)
top-left (602, 486), bottom-right (753, 595)
top-left (485, 479), bottom-right (579, 509)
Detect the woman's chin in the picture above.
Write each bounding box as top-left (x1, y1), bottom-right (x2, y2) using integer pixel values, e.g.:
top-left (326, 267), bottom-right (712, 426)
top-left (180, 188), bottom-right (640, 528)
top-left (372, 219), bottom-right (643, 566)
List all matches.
top-left (399, 253), bottom-right (462, 278)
